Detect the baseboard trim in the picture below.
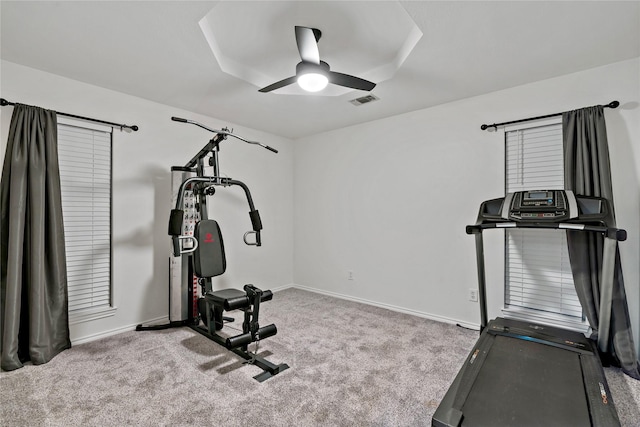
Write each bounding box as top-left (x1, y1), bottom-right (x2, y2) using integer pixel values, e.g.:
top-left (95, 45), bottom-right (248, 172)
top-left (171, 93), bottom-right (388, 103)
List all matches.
top-left (71, 283), bottom-right (480, 345)
top-left (289, 284), bottom-right (480, 331)
top-left (270, 283), bottom-right (296, 293)
top-left (71, 315), bottom-right (169, 346)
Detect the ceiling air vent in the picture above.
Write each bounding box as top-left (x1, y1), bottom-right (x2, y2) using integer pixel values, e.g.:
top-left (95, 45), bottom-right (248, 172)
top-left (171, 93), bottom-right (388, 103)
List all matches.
top-left (349, 94), bottom-right (379, 106)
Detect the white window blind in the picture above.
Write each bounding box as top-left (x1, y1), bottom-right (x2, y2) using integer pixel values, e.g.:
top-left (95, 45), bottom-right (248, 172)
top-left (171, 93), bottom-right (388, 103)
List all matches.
top-left (504, 122), bottom-right (585, 328)
top-left (505, 123), bottom-right (564, 192)
top-left (57, 122), bottom-right (112, 314)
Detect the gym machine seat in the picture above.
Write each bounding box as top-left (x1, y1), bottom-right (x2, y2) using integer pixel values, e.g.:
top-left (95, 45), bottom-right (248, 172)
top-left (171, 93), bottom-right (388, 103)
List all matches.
top-left (190, 219), bottom-right (287, 381)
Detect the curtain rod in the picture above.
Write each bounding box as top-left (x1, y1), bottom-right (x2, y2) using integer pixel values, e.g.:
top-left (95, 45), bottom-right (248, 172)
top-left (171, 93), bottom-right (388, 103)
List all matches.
top-left (0, 98), bottom-right (139, 132)
top-left (480, 100), bottom-right (619, 131)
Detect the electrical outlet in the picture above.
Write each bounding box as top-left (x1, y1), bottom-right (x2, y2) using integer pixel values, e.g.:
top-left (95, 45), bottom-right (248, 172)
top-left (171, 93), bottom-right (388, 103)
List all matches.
top-left (348, 271), bottom-right (354, 281)
top-left (469, 289), bottom-right (478, 302)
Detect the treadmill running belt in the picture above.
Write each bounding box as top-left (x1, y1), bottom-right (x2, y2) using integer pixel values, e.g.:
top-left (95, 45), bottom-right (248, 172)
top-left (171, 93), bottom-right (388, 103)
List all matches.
top-left (461, 335), bottom-right (591, 426)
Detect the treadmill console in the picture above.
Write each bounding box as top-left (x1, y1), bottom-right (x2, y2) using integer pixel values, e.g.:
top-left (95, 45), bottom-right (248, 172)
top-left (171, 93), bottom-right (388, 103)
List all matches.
top-left (508, 190), bottom-right (571, 221)
top-left (476, 189), bottom-right (612, 225)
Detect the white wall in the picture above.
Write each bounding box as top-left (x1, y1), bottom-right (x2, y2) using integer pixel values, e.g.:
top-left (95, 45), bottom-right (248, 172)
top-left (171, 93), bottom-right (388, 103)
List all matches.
top-left (293, 58), bottom-right (640, 352)
top-left (0, 60), bottom-right (295, 343)
top-left (2, 58), bottom-right (638, 353)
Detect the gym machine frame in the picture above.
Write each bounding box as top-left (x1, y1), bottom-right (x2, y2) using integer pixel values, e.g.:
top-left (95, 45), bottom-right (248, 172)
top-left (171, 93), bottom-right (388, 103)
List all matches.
top-left (137, 117), bottom-right (288, 382)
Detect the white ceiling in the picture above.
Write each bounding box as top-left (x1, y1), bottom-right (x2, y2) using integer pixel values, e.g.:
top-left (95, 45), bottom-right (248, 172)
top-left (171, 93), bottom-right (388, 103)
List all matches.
top-left (1, 1), bottom-right (639, 139)
top-left (199, 1), bottom-right (423, 96)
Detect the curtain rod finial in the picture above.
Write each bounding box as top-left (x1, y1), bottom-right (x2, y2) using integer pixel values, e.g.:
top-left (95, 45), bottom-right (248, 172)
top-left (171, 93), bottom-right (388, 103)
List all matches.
top-left (121, 124), bottom-right (138, 133)
top-left (608, 101), bottom-right (619, 109)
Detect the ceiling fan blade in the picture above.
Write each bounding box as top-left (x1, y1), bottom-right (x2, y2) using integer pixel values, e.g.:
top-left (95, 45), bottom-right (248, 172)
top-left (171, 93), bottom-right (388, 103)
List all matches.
top-left (258, 76), bottom-right (298, 93)
top-left (295, 26), bottom-right (320, 64)
top-left (328, 71), bottom-right (376, 91)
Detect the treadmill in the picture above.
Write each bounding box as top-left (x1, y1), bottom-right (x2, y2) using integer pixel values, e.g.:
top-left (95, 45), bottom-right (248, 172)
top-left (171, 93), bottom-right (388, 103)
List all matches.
top-left (432, 190), bottom-right (625, 427)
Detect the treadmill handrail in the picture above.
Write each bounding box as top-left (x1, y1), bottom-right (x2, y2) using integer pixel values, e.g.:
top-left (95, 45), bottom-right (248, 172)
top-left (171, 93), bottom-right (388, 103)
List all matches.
top-left (467, 216), bottom-right (625, 354)
top-left (466, 222), bottom-right (627, 241)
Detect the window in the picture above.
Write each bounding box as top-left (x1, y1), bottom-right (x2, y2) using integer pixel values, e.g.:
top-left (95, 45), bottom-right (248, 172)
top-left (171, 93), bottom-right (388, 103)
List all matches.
top-left (503, 120), bottom-right (587, 332)
top-left (57, 119), bottom-right (116, 324)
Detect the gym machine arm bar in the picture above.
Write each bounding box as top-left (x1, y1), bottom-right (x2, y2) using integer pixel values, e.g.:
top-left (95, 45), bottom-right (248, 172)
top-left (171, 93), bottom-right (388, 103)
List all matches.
top-left (169, 176), bottom-right (263, 248)
top-left (171, 235), bottom-right (198, 256)
top-left (171, 116), bottom-right (278, 154)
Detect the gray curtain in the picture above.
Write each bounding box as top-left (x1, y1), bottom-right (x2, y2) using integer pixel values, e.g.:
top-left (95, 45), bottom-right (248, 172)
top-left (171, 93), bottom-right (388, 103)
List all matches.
top-left (563, 105), bottom-right (640, 379)
top-left (1, 104), bottom-right (71, 371)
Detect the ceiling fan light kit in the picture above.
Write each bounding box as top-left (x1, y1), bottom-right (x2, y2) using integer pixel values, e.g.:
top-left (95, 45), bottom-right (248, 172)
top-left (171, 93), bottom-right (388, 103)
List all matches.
top-left (296, 61), bottom-right (329, 92)
top-left (259, 26), bottom-right (376, 94)
top-left (297, 73), bottom-right (328, 92)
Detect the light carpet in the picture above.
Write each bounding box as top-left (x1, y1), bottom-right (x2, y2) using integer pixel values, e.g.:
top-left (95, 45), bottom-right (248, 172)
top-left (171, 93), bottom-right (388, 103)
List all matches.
top-left (1, 288), bottom-right (639, 426)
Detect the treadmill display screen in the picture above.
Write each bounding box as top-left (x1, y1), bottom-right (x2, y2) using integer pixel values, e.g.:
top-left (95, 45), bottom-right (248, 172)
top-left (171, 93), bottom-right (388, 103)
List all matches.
top-left (526, 191), bottom-right (550, 200)
top-left (520, 190), bottom-right (555, 207)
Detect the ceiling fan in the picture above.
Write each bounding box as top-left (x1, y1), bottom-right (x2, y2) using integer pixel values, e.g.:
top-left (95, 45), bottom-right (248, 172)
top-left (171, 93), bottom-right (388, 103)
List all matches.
top-left (259, 26), bottom-right (376, 93)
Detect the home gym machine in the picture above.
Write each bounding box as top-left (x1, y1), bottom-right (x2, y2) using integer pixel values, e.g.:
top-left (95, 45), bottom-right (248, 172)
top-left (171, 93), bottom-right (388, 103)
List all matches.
top-left (136, 117), bottom-right (288, 382)
top-left (432, 190), bottom-right (625, 426)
